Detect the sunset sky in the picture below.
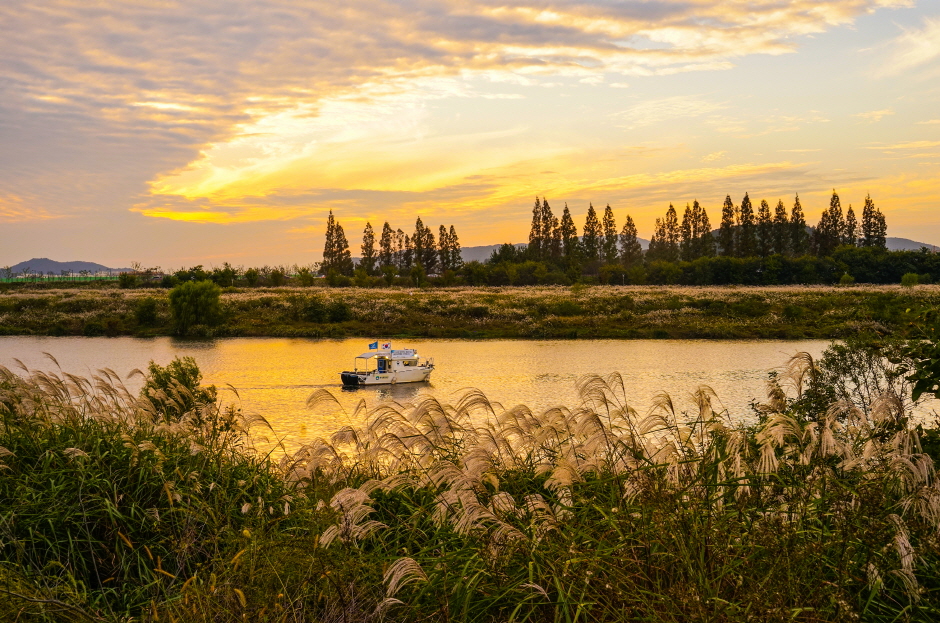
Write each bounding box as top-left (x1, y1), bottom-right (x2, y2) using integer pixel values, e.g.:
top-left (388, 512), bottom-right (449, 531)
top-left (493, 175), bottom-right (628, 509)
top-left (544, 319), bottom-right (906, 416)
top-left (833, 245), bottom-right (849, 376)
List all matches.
top-left (2, 1), bottom-right (939, 269)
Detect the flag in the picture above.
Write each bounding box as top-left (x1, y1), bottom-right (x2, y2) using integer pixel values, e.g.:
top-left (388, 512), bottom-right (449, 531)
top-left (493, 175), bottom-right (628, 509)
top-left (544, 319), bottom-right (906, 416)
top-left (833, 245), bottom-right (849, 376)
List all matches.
top-left (368, 341), bottom-right (378, 350)
top-left (382, 341), bottom-right (391, 350)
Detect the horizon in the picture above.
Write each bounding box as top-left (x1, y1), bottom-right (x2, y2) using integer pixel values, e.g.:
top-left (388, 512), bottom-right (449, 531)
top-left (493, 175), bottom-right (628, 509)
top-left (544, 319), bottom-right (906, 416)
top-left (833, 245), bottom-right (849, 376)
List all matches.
top-left (2, 2), bottom-right (939, 267)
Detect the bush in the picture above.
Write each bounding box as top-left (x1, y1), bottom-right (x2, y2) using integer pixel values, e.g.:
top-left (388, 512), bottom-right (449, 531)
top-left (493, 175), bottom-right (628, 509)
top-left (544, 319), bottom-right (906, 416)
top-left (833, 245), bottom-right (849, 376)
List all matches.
top-left (902, 272), bottom-right (919, 287)
top-left (839, 272), bottom-right (855, 285)
top-left (135, 297), bottom-right (158, 326)
top-left (244, 268), bottom-right (259, 286)
top-left (169, 280), bottom-right (222, 336)
top-left (118, 272), bottom-right (138, 288)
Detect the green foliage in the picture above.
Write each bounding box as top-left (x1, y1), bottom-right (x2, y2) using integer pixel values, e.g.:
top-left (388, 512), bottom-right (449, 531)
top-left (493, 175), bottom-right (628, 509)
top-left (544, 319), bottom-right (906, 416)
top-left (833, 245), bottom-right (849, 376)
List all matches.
top-left (899, 307), bottom-right (940, 401)
top-left (135, 297), bottom-right (158, 325)
top-left (169, 280), bottom-right (223, 335)
top-left (902, 272), bottom-right (920, 287)
top-left (244, 267), bottom-right (259, 286)
top-left (839, 271), bottom-right (855, 285)
top-left (140, 356), bottom-right (217, 419)
top-left (118, 272), bottom-right (138, 289)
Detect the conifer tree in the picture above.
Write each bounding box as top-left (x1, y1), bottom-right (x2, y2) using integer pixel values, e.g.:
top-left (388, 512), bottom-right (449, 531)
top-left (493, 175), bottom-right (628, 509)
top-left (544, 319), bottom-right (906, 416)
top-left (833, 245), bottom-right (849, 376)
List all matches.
top-left (663, 203), bottom-right (680, 262)
top-left (602, 204), bottom-right (618, 264)
top-left (560, 203), bottom-right (578, 259)
top-left (844, 205), bottom-right (858, 247)
top-left (321, 210), bottom-right (337, 274)
top-left (379, 222), bottom-right (394, 268)
top-left (873, 207), bottom-right (887, 250)
top-left (395, 229), bottom-right (406, 270)
top-left (360, 222), bottom-right (377, 275)
top-left (619, 215), bottom-right (642, 268)
top-left (680, 203), bottom-right (694, 261)
top-left (719, 195), bottom-right (736, 257)
top-left (333, 222), bottom-right (354, 276)
top-left (528, 197), bottom-right (543, 260)
top-left (790, 194), bottom-right (808, 256)
top-left (549, 215), bottom-right (562, 260)
top-left (737, 193), bottom-right (756, 257)
top-left (646, 218), bottom-right (665, 262)
top-left (696, 200), bottom-right (716, 257)
top-left (403, 233), bottom-right (413, 269)
top-left (812, 191), bottom-right (844, 257)
top-left (757, 199), bottom-right (772, 257)
top-left (438, 225), bottom-right (451, 271)
top-left (420, 223), bottom-right (437, 273)
top-left (540, 199), bottom-right (555, 262)
top-left (412, 218), bottom-right (426, 268)
top-left (582, 203), bottom-right (602, 263)
top-left (772, 200), bottom-right (789, 255)
top-left (449, 225), bottom-right (463, 269)
top-left (862, 194), bottom-right (876, 247)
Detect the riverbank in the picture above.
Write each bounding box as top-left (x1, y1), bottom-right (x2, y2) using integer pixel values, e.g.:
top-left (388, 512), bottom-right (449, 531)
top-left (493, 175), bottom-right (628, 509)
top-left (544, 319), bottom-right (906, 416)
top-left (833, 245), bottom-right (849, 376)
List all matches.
top-left (1, 284), bottom-right (938, 339)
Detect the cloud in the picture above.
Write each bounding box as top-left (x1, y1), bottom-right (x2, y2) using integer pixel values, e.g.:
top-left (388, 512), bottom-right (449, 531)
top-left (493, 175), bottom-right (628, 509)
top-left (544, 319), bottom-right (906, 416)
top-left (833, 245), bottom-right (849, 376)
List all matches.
top-left (868, 140), bottom-right (940, 150)
top-left (702, 151), bottom-right (728, 162)
top-left (614, 96), bottom-right (726, 129)
top-left (0, 193), bottom-right (60, 222)
top-left (0, 0), bottom-right (918, 229)
top-left (878, 16), bottom-right (940, 75)
top-left (917, 119), bottom-right (940, 125)
top-left (854, 108), bottom-right (895, 122)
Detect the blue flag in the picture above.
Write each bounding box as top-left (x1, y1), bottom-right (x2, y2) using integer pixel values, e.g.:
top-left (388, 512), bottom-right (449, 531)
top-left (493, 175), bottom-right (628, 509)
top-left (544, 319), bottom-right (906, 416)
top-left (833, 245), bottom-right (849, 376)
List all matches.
top-left (368, 341), bottom-right (378, 350)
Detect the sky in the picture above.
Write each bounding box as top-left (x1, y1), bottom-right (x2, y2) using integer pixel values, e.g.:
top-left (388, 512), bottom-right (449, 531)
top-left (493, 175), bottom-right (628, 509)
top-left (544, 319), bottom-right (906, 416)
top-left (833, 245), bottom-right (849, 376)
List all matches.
top-left (1, 0), bottom-right (939, 269)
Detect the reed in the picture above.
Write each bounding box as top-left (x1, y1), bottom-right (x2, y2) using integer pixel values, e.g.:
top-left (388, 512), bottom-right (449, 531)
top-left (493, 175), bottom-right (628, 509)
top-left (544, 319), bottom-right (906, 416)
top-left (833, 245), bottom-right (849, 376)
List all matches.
top-left (1, 354), bottom-right (939, 621)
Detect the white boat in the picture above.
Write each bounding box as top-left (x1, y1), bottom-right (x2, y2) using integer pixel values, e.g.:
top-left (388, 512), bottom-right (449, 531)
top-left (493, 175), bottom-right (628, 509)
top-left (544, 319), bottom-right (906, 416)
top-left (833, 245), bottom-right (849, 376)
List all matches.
top-left (340, 345), bottom-right (434, 386)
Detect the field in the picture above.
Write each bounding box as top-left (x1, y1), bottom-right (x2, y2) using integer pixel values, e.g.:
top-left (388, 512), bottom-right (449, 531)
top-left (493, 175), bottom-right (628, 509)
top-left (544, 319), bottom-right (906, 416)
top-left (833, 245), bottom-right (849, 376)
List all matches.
top-left (1, 284), bottom-right (940, 339)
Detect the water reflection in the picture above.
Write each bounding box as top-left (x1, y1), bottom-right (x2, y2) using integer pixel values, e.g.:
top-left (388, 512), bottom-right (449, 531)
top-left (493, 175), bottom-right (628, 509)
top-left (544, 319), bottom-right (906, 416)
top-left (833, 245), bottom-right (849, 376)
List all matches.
top-left (0, 336), bottom-right (837, 453)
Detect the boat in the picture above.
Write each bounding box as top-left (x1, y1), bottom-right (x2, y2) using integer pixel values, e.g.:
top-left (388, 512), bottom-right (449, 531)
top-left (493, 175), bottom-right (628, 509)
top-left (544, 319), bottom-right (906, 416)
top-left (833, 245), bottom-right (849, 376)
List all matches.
top-left (340, 343), bottom-right (434, 386)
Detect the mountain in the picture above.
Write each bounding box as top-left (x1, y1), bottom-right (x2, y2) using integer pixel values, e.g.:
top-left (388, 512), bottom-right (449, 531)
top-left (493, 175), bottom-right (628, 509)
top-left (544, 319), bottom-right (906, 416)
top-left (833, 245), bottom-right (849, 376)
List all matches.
top-left (6, 258), bottom-right (132, 274)
top-left (886, 237), bottom-right (939, 252)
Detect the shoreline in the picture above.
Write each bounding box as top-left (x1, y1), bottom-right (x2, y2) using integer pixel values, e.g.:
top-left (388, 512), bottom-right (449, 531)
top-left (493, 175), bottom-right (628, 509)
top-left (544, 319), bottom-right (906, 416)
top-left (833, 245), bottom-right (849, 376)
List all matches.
top-left (2, 283), bottom-right (938, 339)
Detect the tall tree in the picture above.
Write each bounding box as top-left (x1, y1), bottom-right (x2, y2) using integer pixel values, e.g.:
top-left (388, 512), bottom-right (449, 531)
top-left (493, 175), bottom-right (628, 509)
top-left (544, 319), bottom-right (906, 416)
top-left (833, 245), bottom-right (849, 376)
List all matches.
top-left (843, 205), bottom-right (858, 247)
top-left (680, 203), bottom-right (694, 261)
top-left (619, 215), bottom-right (642, 268)
top-left (448, 225), bottom-right (463, 269)
top-left (438, 225), bottom-right (452, 271)
top-left (663, 204), bottom-right (680, 262)
top-left (333, 222), bottom-right (354, 276)
top-left (540, 199), bottom-right (555, 262)
top-left (395, 229), bottom-right (406, 270)
top-left (737, 193), bottom-right (756, 257)
top-left (812, 190), bottom-right (844, 257)
top-left (602, 204), bottom-right (618, 264)
top-left (646, 218), bottom-right (665, 262)
top-left (560, 203), bottom-right (579, 259)
top-left (772, 200), bottom-right (789, 255)
top-left (360, 222), bottom-right (377, 275)
top-left (861, 194), bottom-right (887, 249)
top-left (402, 233), bottom-right (412, 269)
top-left (379, 222), bottom-right (395, 268)
top-left (412, 217), bottom-right (426, 268)
top-left (719, 195), bottom-right (736, 257)
top-left (420, 223), bottom-right (437, 273)
top-left (582, 203), bottom-right (602, 263)
top-left (790, 194), bottom-right (809, 256)
top-left (528, 197), bottom-right (543, 260)
top-left (321, 210), bottom-right (337, 274)
top-left (695, 200), bottom-right (716, 258)
top-left (548, 215), bottom-right (562, 260)
top-left (757, 199), bottom-right (772, 257)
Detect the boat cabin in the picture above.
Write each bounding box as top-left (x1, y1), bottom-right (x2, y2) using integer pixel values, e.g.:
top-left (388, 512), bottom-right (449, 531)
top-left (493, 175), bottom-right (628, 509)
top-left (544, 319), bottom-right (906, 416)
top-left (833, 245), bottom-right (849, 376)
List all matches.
top-left (351, 349), bottom-right (421, 373)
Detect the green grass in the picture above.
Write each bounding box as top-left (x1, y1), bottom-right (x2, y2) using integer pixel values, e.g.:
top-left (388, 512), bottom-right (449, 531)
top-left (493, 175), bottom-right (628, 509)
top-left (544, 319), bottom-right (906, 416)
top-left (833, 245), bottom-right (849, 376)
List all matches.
top-left (1, 284), bottom-right (940, 339)
top-left (2, 358), bottom-right (940, 621)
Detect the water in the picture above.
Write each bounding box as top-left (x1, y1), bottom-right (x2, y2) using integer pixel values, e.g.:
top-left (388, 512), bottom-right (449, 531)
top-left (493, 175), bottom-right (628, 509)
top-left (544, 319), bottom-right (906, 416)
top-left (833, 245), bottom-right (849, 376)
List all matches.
top-left (0, 336), bottom-right (833, 452)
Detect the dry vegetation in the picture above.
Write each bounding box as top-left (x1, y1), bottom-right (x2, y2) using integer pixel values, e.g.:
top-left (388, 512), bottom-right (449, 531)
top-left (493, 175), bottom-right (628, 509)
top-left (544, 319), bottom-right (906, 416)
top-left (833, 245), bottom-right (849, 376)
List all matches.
top-left (2, 284), bottom-right (940, 339)
top-left (2, 343), bottom-right (940, 621)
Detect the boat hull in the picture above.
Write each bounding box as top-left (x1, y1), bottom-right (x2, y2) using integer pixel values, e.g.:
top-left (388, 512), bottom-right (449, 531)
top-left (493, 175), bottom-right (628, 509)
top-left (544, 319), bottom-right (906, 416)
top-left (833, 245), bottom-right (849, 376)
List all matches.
top-left (341, 369), bottom-right (432, 386)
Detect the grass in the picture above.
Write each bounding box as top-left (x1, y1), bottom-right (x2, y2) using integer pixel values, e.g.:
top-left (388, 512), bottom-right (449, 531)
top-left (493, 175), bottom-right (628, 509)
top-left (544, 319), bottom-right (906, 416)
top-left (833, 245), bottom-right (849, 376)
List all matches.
top-left (1, 284), bottom-right (939, 339)
top-left (2, 352), bottom-right (940, 621)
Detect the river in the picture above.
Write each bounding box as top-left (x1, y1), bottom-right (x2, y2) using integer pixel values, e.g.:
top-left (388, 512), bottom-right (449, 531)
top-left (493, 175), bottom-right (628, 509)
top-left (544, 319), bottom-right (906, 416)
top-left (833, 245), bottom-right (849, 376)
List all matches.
top-left (0, 336), bottom-right (838, 453)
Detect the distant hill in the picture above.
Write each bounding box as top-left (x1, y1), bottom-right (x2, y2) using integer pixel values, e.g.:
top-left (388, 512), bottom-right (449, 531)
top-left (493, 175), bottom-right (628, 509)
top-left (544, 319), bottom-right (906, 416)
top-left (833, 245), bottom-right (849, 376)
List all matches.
top-left (6, 258), bottom-right (131, 275)
top-left (886, 237), bottom-right (939, 252)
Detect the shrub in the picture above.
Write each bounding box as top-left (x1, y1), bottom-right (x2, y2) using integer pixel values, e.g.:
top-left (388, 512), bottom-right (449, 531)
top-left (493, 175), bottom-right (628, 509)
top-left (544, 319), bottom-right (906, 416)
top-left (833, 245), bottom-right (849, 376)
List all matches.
top-left (135, 297), bottom-right (158, 325)
top-left (169, 280), bottom-right (222, 335)
top-left (244, 267), bottom-right (259, 286)
top-left (839, 272), bottom-right (855, 285)
top-left (118, 272), bottom-right (138, 288)
top-left (902, 272), bottom-right (919, 287)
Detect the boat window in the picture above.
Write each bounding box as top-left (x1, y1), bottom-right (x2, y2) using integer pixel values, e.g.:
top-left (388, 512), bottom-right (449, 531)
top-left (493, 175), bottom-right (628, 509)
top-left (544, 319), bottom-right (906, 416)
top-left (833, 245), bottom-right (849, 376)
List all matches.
top-left (403, 359), bottom-right (417, 367)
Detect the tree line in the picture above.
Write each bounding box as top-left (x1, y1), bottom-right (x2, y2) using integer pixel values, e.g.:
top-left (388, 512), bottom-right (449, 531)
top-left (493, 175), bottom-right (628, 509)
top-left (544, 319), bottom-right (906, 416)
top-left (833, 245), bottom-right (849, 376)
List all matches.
top-left (321, 211), bottom-right (462, 282)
